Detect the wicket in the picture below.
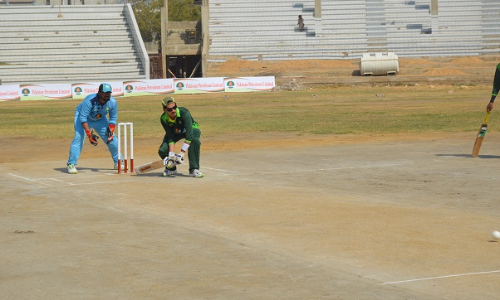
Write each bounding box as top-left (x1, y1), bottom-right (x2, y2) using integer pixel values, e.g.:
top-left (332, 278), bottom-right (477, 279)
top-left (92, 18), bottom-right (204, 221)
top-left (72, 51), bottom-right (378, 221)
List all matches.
top-left (117, 122), bottom-right (134, 174)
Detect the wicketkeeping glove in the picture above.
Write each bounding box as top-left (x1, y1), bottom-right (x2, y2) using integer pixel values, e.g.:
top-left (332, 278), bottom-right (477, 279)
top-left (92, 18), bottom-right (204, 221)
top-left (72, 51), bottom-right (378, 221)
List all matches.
top-left (106, 124), bottom-right (115, 144)
top-left (86, 129), bottom-right (99, 146)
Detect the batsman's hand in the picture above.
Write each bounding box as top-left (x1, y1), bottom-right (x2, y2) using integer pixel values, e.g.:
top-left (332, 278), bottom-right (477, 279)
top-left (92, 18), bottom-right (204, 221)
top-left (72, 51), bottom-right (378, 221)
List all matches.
top-left (106, 124), bottom-right (115, 144)
top-left (487, 102), bottom-right (494, 112)
top-left (168, 152), bottom-right (176, 161)
top-left (175, 153), bottom-right (184, 164)
top-left (86, 129), bottom-right (99, 146)
top-left (163, 156), bottom-right (173, 165)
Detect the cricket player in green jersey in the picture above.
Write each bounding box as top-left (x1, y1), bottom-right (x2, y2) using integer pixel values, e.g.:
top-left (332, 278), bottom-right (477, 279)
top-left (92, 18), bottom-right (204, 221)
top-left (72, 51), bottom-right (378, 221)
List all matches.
top-left (158, 97), bottom-right (204, 178)
top-left (487, 63), bottom-right (500, 112)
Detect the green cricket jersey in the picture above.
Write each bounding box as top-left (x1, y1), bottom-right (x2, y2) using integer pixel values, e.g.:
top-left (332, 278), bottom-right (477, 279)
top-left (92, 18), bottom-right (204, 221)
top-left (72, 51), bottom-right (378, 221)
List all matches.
top-left (160, 107), bottom-right (199, 145)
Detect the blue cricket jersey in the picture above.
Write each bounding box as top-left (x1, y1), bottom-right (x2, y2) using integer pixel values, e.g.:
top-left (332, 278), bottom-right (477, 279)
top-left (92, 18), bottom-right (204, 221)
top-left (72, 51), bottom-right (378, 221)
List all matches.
top-left (76, 93), bottom-right (118, 125)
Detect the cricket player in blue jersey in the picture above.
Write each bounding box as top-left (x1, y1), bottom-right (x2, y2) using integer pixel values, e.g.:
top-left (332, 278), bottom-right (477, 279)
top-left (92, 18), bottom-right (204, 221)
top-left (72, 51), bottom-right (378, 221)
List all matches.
top-left (66, 83), bottom-right (122, 174)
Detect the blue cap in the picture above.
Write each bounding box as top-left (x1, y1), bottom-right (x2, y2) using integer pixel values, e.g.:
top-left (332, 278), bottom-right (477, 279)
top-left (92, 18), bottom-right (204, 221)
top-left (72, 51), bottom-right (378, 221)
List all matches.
top-left (99, 83), bottom-right (112, 93)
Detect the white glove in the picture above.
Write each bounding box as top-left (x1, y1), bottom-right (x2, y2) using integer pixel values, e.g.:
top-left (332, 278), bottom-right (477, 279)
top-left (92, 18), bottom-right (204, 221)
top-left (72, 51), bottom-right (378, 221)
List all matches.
top-left (164, 152), bottom-right (176, 165)
top-left (168, 152), bottom-right (176, 160)
top-left (175, 153), bottom-right (184, 164)
top-left (163, 158), bottom-right (176, 169)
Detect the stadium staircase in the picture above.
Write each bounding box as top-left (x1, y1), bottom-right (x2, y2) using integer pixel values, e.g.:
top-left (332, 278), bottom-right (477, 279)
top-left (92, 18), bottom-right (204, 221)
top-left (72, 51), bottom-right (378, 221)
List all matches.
top-left (207, 0), bottom-right (500, 62)
top-left (0, 4), bottom-right (148, 85)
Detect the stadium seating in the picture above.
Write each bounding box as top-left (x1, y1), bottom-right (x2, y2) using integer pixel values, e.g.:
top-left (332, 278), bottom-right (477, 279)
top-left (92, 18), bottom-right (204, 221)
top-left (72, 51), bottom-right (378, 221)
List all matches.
top-left (0, 4), bottom-right (148, 85)
top-left (207, 0), bottom-right (500, 62)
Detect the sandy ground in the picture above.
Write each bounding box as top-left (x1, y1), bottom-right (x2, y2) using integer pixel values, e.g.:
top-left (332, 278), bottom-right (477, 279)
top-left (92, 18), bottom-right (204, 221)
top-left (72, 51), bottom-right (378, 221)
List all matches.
top-left (2, 56), bottom-right (500, 299)
top-left (2, 130), bottom-right (500, 300)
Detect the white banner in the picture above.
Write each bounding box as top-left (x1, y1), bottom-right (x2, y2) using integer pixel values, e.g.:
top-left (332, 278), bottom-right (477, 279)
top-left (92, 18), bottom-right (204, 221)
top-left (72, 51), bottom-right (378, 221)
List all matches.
top-left (20, 83), bottom-right (72, 100)
top-left (224, 76), bottom-right (275, 92)
top-left (123, 79), bottom-right (174, 97)
top-left (0, 85), bottom-right (20, 101)
top-left (8, 77), bottom-right (273, 101)
top-left (71, 82), bottom-right (124, 99)
top-left (174, 78), bottom-right (225, 94)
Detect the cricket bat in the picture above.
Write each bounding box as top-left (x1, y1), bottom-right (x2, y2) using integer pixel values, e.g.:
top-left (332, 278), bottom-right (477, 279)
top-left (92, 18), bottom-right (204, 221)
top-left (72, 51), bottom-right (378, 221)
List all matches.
top-left (472, 111), bottom-right (491, 158)
top-left (134, 159), bottom-right (180, 174)
top-left (134, 160), bottom-right (165, 174)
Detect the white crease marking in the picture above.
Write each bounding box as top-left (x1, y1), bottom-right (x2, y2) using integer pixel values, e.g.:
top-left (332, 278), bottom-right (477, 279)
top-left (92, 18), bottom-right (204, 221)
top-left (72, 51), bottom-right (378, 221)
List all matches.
top-left (65, 180), bottom-right (136, 186)
top-left (8, 173), bottom-right (52, 187)
top-left (382, 270), bottom-right (500, 285)
top-left (8, 173), bottom-right (135, 187)
top-left (213, 163), bottom-right (405, 176)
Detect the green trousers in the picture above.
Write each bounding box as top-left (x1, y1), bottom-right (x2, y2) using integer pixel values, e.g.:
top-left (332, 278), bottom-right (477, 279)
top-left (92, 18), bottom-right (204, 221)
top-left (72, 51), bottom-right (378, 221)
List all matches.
top-left (158, 128), bottom-right (201, 171)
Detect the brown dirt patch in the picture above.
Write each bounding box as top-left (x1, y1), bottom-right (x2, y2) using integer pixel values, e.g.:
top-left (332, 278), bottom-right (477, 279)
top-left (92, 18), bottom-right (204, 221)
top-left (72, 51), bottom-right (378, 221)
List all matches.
top-left (0, 132), bottom-right (461, 163)
top-left (422, 68), bottom-right (467, 76)
top-left (209, 55), bottom-right (500, 86)
top-left (447, 56), bottom-right (486, 65)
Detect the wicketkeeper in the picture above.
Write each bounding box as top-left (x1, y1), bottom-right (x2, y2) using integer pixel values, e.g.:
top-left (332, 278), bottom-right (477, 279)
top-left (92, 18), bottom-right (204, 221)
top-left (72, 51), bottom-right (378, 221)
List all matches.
top-left (158, 97), bottom-right (203, 178)
top-left (66, 83), bottom-right (122, 174)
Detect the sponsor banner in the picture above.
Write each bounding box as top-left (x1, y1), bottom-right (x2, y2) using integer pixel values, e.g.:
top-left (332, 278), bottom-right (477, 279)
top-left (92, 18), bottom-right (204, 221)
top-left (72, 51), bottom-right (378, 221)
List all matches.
top-left (174, 78), bottom-right (225, 94)
top-left (71, 82), bottom-right (124, 99)
top-left (9, 77), bottom-right (272, 101)
top-left (0, 85), bottom-right (20, 101)
top-left (123, 79), bottom-right (174, 97)
top-left (20, 83), bottom-right (72, 100)
top-left (224, 76), bottom-right (275, 92)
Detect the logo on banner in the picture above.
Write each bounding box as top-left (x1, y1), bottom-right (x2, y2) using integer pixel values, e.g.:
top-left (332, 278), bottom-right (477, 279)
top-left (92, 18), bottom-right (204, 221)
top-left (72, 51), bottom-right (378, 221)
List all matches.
top-left (226, 81), bottom-right (235, 89)
top-left (125, 85), bottom-right (134, 93)
top-left (74, 87), bottom-right (83, 95)
top-left (176, 82), bottom-right (185, 90)
top-left (21, 88), bottom-right (30, 96)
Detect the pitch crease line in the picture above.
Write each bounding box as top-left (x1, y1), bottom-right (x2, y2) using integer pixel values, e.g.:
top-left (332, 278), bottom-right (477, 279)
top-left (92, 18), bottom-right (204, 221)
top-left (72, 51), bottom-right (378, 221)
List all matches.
top-left (267, 163), bottom-right (403, 174)
top-left (236, 163), bottom-right (404, 176)
top-left (65, 180), bottom-right (137, 186)
top-left (204, 166), bottom-right (240, 173)
top-left (9, 173), bottom-right (135, 187)
top-left (8, 173), bottom-right (52, 187)
top-left (382, 270), bottom-right (500, 285)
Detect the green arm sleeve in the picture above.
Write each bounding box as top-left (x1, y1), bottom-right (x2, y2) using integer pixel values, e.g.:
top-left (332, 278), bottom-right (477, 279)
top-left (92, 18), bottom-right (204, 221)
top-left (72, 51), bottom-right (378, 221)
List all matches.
top-left (492, 63), bottom-right (500, 96)
top-left (181, 109), bottom-right (194, 143)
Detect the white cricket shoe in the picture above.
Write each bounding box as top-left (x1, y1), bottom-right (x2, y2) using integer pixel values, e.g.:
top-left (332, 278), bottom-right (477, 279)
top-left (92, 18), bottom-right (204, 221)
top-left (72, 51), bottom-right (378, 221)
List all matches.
top-left (113, 160), bottom-right (125, 171)
top-left (67, 163), bottom-right (78, 174)
top-left (189, 169), bottom-right (204, 178)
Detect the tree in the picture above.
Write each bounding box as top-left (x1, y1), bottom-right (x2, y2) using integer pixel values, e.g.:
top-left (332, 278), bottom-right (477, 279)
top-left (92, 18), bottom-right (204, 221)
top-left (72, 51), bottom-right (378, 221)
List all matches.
top-left (168, 0), bottom-right (201, 22)
top-left (130, 0), bottom-right (201, 42)
top-left (129, 0), bottom-right (162, 42)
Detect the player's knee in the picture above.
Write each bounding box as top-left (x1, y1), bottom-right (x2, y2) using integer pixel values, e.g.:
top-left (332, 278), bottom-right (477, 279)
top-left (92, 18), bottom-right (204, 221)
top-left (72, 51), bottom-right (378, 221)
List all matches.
top-left (158, 149), bottom-right (167, 159)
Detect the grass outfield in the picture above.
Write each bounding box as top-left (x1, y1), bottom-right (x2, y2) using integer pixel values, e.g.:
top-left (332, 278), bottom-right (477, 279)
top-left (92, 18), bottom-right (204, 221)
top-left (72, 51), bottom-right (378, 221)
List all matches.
top-left (0, 84), bottom-right (493, 140)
